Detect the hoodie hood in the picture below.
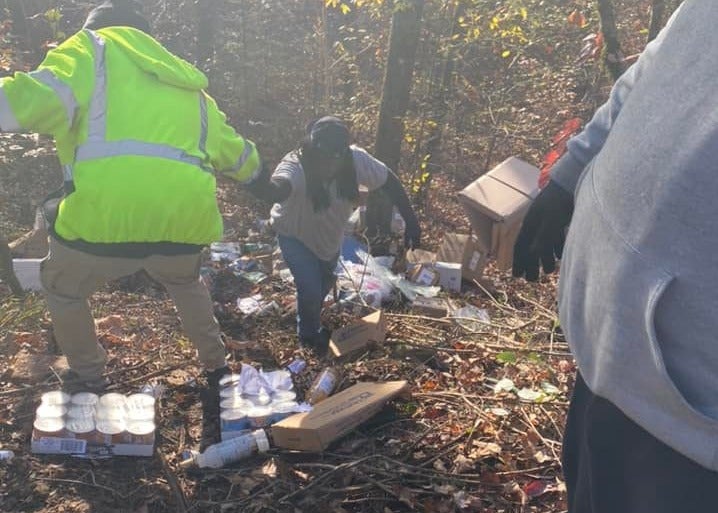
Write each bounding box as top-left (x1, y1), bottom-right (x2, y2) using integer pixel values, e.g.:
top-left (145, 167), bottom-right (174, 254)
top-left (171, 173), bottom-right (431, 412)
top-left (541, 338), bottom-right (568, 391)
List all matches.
top-left (94, 27), bottom-right (208, 91)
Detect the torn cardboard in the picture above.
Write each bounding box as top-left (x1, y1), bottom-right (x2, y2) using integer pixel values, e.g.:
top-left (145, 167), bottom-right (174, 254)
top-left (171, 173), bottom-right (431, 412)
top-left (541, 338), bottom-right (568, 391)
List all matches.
top-left (329, 310), bottom-right (386, 359)
top-left (271, 380), bottom-right (409, 451)
top-left (458, 157), bottom-right (540, 270)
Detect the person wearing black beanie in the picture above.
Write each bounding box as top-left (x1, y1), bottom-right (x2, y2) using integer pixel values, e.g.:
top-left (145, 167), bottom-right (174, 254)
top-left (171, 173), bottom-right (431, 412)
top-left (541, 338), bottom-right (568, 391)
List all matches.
top-left (83, 0), bottom-right (152, 34)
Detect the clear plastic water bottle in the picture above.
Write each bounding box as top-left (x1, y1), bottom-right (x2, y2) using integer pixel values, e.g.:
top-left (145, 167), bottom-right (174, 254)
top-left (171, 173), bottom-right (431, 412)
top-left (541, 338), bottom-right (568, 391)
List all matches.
top-left (0, 450), bottom-right (14, 461)
top-left (180, 429), bottom-right (270, 469)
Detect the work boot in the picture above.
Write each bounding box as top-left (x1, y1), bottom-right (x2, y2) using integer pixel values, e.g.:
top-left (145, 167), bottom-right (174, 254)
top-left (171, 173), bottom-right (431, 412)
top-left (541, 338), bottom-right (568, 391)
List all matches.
top-left (57, 369), bottom-right (109, 395)
top-left (204, 365), bottom-right (231, 390)
top-left (299, 328), bottom-right (331, 358)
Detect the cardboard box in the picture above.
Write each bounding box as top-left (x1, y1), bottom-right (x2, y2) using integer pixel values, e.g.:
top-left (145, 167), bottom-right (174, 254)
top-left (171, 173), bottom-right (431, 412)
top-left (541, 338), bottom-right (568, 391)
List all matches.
top-left (408, 264), bottom-right (440, 286)
top-left (435, 262), bottom-right (462, 292)
top-left (12, 258), bottom-right (43, 291)
top-left (329, 310), bottom-right (386, 359)
top-left (271, 380), bottom-right (409, 451)
top-left (405, 249), bottom-right (436, 268)
top-left (437, 233), bottom-right (486, 282)
top-left (458, 157), bottom-right (540, 270)
top-left (411, 297), bottom-right (448, 318)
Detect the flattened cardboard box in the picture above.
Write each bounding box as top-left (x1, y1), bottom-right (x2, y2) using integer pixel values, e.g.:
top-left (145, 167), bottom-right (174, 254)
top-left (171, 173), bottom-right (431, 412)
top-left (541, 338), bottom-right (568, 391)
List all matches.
top-left (411, 297), bottom-right (449, 318)
top-left (458, 157), bottom-right (540, 270)
top-left (329, 310), bottom-right (386, 359)
top-left (271, 381), bottom-right (409, 451)
top-left (437, 233), bottom-right (486, 282)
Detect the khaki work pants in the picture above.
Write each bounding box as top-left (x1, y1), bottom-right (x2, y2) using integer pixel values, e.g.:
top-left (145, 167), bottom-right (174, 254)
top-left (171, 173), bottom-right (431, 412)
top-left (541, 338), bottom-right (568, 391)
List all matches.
top-left (40, 237), bottom-right (226, 381)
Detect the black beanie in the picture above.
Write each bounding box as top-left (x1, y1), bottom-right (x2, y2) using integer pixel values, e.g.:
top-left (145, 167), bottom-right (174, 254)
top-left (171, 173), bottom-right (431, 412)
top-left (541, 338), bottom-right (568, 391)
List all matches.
top-left (308, 116), bottom-right (351, 159)
top-left (83, 1), bottom-right (151, 34)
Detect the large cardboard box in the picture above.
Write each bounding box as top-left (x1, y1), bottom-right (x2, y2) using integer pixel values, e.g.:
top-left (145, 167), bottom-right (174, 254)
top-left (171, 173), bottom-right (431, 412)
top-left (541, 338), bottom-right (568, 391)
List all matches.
top-left (329, 310), bottom-right (386, 359)
top-left (271, 381), bottom-right (409, 451)
top-left (458, 157), bottom-right (540, 270)
top-left (436, 233), bottom-right (486, 282)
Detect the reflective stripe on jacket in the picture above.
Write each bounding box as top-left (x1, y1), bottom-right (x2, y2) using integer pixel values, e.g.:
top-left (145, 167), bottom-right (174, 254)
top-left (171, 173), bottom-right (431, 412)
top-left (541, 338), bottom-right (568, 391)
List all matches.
top-left (0, 27), bottom-right (260, 245)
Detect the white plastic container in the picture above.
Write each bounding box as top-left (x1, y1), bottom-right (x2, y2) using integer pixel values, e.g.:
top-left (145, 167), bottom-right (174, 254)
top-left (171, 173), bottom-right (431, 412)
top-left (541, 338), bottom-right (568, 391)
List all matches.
top-left (180, 429), bottom-right (270, 469)
top-left (71, 392), bottom-right (99, 407)
top-left (41, 391), bottom-right (70, 407)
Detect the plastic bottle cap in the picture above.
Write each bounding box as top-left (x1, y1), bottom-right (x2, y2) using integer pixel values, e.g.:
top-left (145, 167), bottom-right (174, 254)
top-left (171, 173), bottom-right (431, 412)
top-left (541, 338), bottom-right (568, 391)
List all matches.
top-left (179, 450), bottom-right (198, 468)
top-left (252, 429), bottom-right (270, 453)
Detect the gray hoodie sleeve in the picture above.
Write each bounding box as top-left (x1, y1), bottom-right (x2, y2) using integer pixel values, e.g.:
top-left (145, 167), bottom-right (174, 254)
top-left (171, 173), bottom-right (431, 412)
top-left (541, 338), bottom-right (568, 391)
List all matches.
top-left (551, 3), bottom-right (684, 194)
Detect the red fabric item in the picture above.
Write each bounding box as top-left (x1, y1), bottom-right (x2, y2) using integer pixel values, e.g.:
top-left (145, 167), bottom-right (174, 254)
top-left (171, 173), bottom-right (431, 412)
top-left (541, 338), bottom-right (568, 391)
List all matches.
top-left (539, 117), bottom-right (582, 189)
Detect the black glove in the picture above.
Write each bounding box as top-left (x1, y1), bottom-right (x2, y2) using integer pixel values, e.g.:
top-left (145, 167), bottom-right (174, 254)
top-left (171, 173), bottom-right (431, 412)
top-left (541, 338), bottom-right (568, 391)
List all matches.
top-left (404, 222), bottom-right (421, 250)
top-left (512, 180), bottom-right (574, 281)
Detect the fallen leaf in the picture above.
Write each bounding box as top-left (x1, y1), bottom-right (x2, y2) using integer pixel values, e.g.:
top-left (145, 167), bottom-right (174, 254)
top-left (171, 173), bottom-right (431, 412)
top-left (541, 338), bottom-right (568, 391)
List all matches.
top-left (523, 479), bottom-right (548, 498)
top-left (470, 441), bottom-right (502, 459)
top-left (96, 315), bottom-right (123, 330)
top-left (452, 454), bottom-right (475, 474)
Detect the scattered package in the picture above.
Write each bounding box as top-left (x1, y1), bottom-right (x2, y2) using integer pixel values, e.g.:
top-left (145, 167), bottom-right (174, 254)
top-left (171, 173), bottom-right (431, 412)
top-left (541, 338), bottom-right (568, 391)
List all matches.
top-left (271, 380), bottom-right (409, 451)
top-left (437, 233), bottom-right (486, 282)
top-left (31, 390), bottom-right (156, 457)
top-left (329, 310), bottom-right (386, 359)
top-left (411, 297), bottom-right (449, 318)
top-left (217, 364), bottom-right (310, 441)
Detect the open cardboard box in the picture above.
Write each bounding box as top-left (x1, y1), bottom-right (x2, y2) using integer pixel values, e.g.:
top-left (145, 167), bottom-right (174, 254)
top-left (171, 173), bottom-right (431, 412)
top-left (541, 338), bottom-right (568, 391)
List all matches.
top-left (271, 380), bottom-right (409, 451)
top-left (437, 233), bottom-right (486, 282)
top-left (329, 310), bottom-right (386, 359)
top-left (458, 157), bottom-right (540, 270)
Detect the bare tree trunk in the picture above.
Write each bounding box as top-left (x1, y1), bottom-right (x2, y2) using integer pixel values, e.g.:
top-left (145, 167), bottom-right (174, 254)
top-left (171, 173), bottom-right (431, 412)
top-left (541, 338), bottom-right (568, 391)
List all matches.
top-left (413, 0), bottom-right (464, 207)
top-left (196, 0), bottom-right (217, 68)
top-left (0, 234), bottom-right (25, 297)
top-left (596, 0), bottom-right (624, 80)
top-left (647, 0), bottom-right (666, 43)
top-left (366, 0), bottom-right (425, 250)
top-left (6, 0), bottom-right (28, 39)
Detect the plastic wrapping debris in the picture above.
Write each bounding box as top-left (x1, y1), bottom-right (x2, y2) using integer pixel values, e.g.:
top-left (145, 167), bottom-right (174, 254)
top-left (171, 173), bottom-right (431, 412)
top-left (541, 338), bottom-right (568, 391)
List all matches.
top-left (139, 383), bottom-right (165, 399)
top-left (336, 247), bottom-right (439, 306)
top-left (235, 271), bottom-right (269, 285)
top-left (237, 295), bottom-right (279, 316)
top-left (210, 242), bottom-right (242, 262)
top-left (451, 305), bottom-right (491, 332)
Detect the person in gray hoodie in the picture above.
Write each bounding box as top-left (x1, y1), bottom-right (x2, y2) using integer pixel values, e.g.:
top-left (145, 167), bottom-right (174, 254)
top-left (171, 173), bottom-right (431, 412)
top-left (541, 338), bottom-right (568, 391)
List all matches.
top-left (513, 2), bottom-right (718, 511)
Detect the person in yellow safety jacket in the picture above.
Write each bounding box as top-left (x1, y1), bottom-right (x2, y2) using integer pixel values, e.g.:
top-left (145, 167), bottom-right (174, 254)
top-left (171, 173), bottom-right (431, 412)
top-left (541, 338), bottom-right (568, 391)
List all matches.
top-left (0, 0), bottom-right (261, 393)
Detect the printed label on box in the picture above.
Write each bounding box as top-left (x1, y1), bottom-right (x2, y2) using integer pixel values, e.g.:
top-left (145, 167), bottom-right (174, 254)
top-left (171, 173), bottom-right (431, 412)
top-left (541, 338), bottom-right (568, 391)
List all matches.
top-left (469, 251), bottom-right (482, 271)
top-left (31, 436), bottom-right (87, 454)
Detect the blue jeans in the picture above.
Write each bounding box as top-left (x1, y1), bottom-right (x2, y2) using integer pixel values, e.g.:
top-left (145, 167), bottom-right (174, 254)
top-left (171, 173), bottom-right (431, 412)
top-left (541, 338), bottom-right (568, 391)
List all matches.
top-left (278, 235), bottom-right (338, 343)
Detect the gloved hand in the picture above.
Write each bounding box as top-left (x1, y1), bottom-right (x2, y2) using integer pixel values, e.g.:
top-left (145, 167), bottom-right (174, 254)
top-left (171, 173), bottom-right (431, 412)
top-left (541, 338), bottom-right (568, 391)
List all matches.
top-left (512, 180), bottom-right (574, 281)
top-left (404, 222), bottom-right (422, 250)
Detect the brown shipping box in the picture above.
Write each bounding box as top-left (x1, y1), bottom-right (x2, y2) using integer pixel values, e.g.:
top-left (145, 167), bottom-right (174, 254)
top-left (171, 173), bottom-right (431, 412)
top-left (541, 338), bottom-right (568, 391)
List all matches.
top-left (411, 297), bottom-right (449, 318)
top-left (436, 233), bottom-right (486, 281)
top-left (458, 157), bottom-right (540, 270)
top-left (329, 310), bottom-right (386, 359)
top-left (271, 381), bottom-right (409, 451)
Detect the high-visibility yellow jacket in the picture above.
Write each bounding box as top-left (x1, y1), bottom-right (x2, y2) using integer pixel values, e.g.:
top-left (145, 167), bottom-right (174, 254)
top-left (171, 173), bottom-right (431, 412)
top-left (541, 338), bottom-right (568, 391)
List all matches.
top-left (0, 27), bottom-right (260, 248)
